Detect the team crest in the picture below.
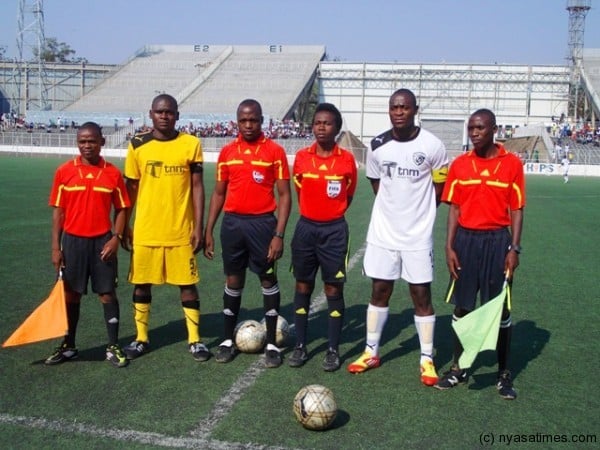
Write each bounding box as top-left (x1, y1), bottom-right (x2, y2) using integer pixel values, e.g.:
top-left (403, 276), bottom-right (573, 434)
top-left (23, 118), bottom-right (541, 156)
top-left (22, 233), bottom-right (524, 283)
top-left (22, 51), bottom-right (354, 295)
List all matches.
top-left (252, 170), bottom-right (265, 183)
top-left (327, 180), bottom-right (341, 198)
top-left (413, 152), bottom-right (426, 166)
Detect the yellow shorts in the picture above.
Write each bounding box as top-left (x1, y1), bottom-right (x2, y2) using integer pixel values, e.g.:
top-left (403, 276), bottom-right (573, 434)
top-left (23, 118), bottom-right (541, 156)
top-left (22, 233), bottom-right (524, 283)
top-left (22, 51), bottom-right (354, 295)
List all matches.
top-left (129, 245), bottom-right (200, 285)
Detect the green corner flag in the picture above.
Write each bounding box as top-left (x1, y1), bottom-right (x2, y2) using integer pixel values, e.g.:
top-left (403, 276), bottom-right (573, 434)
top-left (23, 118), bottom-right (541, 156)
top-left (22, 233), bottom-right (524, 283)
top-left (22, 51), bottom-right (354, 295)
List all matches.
top-left (452, 285), bottom-right (508, 369)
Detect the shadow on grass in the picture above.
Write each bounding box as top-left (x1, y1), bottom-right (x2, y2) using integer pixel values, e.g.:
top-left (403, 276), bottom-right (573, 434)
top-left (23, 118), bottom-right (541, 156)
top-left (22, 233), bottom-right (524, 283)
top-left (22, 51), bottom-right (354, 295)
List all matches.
top-left (329, 409), bottom-right (351, 429)
top-left (466, 319), bottom-right (550, 390)
top-left (304, 304), bottom-right (419, 366)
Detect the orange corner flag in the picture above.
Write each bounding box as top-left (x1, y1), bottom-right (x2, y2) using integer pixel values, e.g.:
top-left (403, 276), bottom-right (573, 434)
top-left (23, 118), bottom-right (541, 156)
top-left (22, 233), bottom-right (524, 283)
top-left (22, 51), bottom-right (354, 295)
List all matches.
top-left (2, 279), bottom-right (68, 347)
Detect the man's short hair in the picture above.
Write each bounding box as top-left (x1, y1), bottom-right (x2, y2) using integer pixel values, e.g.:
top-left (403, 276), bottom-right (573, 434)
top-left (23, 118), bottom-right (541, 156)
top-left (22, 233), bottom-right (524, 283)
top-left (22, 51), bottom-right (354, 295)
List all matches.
top-left (471, 108), bottom-right (497, 126)
top-left (238, 98), bottom-right (263, 116)
top-left (78, 121), bottom-right (103, 136)
top-left (390, 88), bottom-right (417, 107)
top-left (152, 93), bottom-right (178, 111)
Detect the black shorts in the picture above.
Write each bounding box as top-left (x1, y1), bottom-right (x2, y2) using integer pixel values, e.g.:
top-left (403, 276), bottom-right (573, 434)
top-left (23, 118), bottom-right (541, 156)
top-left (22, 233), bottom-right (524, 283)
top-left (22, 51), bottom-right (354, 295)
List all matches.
top-left (449, 226), bottom-right (510, 312)
top-left (220, 212), bottom-right (277, 276)
top-left (62, 232), bottom-right (117, 295)
top-left (291, 216), bottom-right (349, 284)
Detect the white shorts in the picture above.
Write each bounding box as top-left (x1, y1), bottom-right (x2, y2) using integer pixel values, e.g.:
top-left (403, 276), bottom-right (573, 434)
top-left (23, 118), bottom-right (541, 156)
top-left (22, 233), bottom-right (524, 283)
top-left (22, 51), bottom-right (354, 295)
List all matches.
top-left (363, 243), bottom-right (434, 284)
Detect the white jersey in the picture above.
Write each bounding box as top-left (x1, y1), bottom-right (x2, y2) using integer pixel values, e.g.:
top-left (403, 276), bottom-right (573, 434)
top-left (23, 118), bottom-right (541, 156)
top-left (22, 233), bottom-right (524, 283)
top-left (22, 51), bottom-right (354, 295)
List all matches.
top-left (366, 128), bottom-right (449, 251)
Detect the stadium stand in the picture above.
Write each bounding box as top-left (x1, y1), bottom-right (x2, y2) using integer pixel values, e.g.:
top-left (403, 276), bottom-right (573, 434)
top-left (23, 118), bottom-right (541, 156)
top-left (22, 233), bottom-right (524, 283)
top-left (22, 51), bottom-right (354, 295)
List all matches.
top-left (179, 45), bottom-right (325, 119)
top-left (64, 45), bottom-right (222, 114)
top-left (4, 43), bottom-right (600, 166)
top-left (21, 45), bottom-right (325, 132)
top-left (582, 49), bottom-right (600, 121)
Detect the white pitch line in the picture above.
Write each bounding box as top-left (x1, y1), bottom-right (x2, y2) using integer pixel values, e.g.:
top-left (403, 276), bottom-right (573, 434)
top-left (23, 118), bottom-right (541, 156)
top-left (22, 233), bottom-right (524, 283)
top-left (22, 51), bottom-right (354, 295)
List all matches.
top-left (191, 243), bottom-right (366, 438)
top-left (0, 413), bottom-right (297, 450)
top-left (0, 244), bottom-right (367, 449)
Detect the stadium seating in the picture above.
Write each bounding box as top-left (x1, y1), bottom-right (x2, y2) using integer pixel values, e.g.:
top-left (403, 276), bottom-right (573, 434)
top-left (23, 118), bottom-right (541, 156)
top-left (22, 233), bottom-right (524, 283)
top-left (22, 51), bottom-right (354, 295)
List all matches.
top-left (23, 45), bottom-right (324, 126)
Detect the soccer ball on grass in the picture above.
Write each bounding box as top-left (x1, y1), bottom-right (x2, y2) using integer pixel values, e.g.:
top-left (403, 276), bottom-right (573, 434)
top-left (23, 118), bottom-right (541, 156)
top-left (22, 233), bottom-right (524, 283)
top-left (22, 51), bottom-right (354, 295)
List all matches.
top-left (234, 320), bottom-right (266, 353)
top-left (293, 384), bottom-right (337, 430)
top-left (260, 315), bottom-right (290, 347)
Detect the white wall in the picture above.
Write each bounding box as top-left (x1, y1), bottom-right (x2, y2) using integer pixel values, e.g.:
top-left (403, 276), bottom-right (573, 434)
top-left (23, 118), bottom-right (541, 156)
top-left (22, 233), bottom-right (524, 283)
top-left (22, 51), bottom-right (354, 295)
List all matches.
top-left (0, 145), bottom-right (296, 166)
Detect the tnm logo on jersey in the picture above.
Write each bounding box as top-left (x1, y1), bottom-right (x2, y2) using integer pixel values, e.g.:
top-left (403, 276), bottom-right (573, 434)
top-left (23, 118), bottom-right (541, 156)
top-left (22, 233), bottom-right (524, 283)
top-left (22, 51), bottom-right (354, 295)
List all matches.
top-left (413, 152), bottom-right (426, 166)
top-left (381, 160), bottom-right (419, 179)
top-left (145, 161), bottom-right (186, 178)
top-left (145, 161), bottom-right (163, 178)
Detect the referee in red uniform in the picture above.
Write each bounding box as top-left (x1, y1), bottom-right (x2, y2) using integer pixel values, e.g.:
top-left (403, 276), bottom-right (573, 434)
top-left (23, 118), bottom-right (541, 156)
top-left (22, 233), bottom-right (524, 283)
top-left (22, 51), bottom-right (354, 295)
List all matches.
top-left (46, 122), bottom-right (131, 368)
top-left (435, 109), bottom-right (525, 399)
top-left (287, 103), bottom-right (358, 372)
top-left (204, 99), bottom-right (291, 368)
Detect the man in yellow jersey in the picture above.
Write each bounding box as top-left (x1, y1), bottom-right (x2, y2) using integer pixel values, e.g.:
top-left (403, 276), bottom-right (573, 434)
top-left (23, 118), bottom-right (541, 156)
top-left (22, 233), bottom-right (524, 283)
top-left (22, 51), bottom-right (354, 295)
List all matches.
top-left (122, 94), bottom-right (209, 361)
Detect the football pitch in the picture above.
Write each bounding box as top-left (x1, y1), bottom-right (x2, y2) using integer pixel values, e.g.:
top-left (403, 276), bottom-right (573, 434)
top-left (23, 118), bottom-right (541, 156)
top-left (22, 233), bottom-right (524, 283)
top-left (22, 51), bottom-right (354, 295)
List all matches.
top-left (0, 154), bottom-right (598, 449)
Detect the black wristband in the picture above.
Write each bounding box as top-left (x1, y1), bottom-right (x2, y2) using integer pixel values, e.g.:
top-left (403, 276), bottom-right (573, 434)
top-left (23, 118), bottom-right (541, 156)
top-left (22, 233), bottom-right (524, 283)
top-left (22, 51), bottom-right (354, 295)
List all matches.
top-left (508, 244), bottom-right (521, 254)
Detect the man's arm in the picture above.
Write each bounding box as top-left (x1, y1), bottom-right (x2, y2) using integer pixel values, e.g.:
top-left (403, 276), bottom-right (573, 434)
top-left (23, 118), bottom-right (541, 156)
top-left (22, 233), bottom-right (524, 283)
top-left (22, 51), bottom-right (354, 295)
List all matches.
top-left (505, 208), bottom-right (524, 277)
top-left (123, 178), bottom-right (139, 250)
top-left (445, 203), bottom-right (461, 280)
top-left (203, 180), bottom-right (227, 260)
top-left (434, 181), bottom-right (445, 207)
top-left (191, 170), bottom-right (205, 253)
top-left (268, 178), bottom-right (291, 262)
top-left (51, 207), bottom-right (65, 271)
top-left (368, 178), bottom-right (379, 195)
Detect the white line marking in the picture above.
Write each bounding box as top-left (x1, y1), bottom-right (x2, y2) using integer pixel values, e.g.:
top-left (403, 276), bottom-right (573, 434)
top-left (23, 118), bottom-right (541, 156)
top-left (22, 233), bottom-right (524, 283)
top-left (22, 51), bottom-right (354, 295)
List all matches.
top-left (192, 243), bottom-right (366, 437)
top-left (1, 244), bottom-right (367, 449)
top-left (0, 413), bottom-right (298, 449)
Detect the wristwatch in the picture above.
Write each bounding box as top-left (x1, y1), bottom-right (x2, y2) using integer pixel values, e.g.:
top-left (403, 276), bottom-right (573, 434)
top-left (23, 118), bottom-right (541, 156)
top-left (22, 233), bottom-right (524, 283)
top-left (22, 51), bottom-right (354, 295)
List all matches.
top-left (273, 231), bottom-right (284, 239)
top-left (508, 244), bottom-right (522, 254)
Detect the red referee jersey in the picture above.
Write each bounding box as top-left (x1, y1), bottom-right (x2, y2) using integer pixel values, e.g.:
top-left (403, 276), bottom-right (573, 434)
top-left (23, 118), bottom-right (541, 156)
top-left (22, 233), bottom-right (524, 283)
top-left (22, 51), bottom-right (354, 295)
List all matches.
top-left (293, 143), bottom-right (357, 221)
top-left (49, 156), bottom-right (130, 237)
top-left (442, 144), bottom-right (525, 229)
top-left (217, 134), bottom-right (290, 215)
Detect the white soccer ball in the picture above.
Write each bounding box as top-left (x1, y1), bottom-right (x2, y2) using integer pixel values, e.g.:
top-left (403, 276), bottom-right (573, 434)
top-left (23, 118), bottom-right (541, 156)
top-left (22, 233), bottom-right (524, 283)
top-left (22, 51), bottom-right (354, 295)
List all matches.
top-left (260, 315), bottom-right (290, 347)
top-left (293, 384), bottom-right (337, 430)
top-left (234, 320), bottom-right (266, 353)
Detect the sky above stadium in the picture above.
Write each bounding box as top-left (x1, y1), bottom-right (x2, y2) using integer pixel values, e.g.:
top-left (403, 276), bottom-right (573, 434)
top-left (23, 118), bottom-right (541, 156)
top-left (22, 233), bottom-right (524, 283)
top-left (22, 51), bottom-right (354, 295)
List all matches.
top-left (1, 0), bottom-right (599, 66)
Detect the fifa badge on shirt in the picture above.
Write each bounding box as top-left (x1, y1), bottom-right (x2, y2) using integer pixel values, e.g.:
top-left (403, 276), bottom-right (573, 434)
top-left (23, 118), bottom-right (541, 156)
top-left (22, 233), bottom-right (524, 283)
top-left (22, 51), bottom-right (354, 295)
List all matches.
top-left (327, 180), bottom-right (341, 198)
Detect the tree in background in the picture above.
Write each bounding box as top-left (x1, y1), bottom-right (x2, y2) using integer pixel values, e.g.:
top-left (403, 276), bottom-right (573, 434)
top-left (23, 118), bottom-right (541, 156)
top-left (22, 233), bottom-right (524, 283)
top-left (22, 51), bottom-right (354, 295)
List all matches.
top-left (0, 45), bottom-right (7, 61)
top-left (32, 38), bottom-right (87, 63)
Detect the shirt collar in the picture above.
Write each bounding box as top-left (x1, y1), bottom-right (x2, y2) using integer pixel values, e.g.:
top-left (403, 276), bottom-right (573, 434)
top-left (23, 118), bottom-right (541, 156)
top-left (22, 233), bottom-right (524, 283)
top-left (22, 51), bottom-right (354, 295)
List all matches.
top-left (307, 142), bottom-right (342, 155)
top-left (236, 132), bottom-right (266, 145)
top-left (466, 143), bottom-right (508, 158)
top-left (74, 155), bottom-right (106, 167)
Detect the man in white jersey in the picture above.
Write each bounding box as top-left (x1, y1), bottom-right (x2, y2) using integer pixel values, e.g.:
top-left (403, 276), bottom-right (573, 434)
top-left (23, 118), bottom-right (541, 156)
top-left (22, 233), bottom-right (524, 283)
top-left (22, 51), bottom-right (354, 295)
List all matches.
top-left (347, 88), bottom-right (449, 386)
top-left (561, 154), bottom-right (570, 183)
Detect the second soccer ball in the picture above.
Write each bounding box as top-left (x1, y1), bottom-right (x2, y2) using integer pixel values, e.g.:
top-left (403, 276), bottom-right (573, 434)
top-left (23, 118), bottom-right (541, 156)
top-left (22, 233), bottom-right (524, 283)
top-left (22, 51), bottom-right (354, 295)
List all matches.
top-left (234, 320), bottom-right (266, 353)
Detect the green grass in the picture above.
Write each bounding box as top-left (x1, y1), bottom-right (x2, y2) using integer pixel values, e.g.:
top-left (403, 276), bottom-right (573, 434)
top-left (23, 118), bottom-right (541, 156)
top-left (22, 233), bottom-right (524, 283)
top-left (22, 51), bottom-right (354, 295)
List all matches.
top-left (0, 154), bottom-right (599, 449)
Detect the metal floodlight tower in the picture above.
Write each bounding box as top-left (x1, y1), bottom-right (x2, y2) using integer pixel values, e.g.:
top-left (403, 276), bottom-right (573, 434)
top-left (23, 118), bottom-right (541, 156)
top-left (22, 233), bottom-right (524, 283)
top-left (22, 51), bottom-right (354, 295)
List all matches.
top-left (15, 0), bottom-right (50, 112)
top-left (566, 0), bottom-right (591, 121)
